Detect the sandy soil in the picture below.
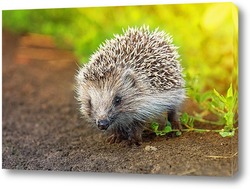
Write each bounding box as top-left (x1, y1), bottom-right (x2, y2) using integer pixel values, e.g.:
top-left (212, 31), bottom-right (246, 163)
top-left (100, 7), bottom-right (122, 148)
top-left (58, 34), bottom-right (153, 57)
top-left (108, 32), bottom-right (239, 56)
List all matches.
top-left (2, 30), bottom-right (238, 176)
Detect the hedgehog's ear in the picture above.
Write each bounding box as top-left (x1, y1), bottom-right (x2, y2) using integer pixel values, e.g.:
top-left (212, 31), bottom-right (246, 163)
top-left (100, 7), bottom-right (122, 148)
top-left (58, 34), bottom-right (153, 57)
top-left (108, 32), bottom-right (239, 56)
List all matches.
top-left (121, 69), bottom-right (137, 87)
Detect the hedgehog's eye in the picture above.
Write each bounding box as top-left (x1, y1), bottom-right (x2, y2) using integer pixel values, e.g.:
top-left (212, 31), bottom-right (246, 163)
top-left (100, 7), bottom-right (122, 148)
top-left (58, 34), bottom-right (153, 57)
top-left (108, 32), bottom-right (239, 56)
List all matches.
top-left (113, 96), bottom-right (122, 106)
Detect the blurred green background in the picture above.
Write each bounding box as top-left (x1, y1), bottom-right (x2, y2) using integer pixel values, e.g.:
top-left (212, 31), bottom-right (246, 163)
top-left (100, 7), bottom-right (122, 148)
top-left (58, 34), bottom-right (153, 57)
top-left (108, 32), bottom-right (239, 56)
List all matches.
top-left (2, 2), bottom-right (238, 94)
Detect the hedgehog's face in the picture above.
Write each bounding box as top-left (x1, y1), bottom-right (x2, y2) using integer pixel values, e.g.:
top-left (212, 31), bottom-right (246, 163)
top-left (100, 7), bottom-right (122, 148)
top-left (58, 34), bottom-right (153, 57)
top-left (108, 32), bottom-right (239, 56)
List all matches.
top-left (85, 84), bottom-right (123, 130)
top-left (76, 68), bottom-right (144, 131)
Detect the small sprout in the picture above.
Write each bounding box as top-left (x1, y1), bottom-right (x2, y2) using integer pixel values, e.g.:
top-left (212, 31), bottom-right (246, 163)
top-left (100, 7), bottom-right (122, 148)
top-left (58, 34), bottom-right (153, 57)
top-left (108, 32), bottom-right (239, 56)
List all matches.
top-left (151, 120), bottom-right (174, 136)
top-left (151, 122), bottom-right (159, 131)
top-left (164, 125), bottom-right (172, 133)
top-left (175, 131), bottom-right (182, 136)
top-left (219, 130), bottom-right (235, 137)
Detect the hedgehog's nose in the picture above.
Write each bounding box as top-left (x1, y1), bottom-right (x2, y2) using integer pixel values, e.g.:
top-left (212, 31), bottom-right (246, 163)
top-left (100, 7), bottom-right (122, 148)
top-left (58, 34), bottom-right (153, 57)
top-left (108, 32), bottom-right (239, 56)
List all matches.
top-left (97, 119), bottom-right (110, 130)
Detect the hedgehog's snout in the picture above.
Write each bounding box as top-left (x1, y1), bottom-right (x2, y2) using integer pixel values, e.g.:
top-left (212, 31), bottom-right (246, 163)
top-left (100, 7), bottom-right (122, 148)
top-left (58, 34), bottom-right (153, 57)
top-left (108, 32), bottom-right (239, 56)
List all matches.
top-left (97, 119), bottom-right (110, 130)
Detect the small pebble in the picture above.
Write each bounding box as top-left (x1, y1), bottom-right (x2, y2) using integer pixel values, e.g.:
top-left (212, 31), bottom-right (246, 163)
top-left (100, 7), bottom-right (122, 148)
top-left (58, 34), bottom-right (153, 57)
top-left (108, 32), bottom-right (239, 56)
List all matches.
top-left (145, 145), bottom-right (157, 151)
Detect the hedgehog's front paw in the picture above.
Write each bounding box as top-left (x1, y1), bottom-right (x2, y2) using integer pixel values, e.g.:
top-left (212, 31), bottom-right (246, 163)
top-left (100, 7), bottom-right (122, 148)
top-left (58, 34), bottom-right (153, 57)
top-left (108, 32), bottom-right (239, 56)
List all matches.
top-left (126, 138), bottom-right (141, 146)
top-left (126, 132), bottom-right (142, 146)
top-left (106, 134), bottom-right (123, 144)
top-left (168, 109), bottom-right (182, 131)
top-left (165, 131), bottom-right (180, 139)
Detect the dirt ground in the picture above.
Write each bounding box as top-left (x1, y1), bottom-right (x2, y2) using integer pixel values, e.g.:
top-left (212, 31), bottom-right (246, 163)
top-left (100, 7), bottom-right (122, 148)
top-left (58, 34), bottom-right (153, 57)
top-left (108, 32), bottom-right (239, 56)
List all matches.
top-left (2, 30), bottom-right (238, 176)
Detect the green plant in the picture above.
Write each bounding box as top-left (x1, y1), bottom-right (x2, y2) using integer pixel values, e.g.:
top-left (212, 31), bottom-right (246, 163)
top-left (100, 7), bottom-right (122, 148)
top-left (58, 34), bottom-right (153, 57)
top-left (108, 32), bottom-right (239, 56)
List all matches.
top-left (183, 83), bottom-right (237, 137)
top-left (151, 121), bottom-right (182, 136)
top-left (151, 83), bottom-right (238, 137)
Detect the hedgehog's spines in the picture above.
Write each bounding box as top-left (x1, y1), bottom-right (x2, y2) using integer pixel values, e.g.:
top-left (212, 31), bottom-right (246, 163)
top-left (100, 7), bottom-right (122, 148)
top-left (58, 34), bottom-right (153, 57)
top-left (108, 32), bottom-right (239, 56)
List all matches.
top-left (75, 26), bottom-right (186, 144)
top-left (82, 26), bottom-right (184, 91)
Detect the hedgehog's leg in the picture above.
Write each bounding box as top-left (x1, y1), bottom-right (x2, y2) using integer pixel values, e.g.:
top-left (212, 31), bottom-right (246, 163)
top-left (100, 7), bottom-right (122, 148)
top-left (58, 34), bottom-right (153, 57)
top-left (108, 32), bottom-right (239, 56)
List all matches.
top-left (116, 121), bottom-right (143, 146)
top-left (165, 109), bottom-right (182, 139)
top-left (106, 127), bottom-right (125, 144)
top-left (106, 124), bottom-right (143, 146)
top-left (106, 134), bottom-right (122, 144)
top-left (126, 123), bottom-right (143, 146)
top-left (159, 111), bottom-right (169, 131)
top-left (168, 109), bottom-right (182, 130)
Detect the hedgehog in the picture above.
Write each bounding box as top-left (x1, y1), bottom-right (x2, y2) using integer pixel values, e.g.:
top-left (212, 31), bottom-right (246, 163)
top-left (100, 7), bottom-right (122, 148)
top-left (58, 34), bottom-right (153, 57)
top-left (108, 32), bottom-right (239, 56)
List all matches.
top-left (75, 26), bottom-right (186, 145)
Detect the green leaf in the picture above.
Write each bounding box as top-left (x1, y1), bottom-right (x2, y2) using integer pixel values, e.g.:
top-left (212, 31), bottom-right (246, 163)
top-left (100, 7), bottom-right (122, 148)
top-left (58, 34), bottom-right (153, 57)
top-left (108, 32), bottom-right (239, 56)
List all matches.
top-left (224, 112), bottom-right (234, 128)
top-left (216, 117), bottom-right (226, 125)
top-left (219, 130), bottom-right (235, 137)
top-left (166, 120), bottom-right (172, 127)
top-left (188, 116), bottom-right (195, 127)
top-left (195, 94), bottom-right (201, 103)
top-left (175, 131), bottom-right (182, 136)
top-left (213, 89), bottom-right (226, 103)
top-left (164, 125), bottom-right (172, 133)
top-left (151, 122), bottom-right (159, 132)
top-left (226, 83), bottom-right (233, 98)
top-left (199, 91), bottom-right (213, 103)
top-left (180, 112), bottom-right (189, 124)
